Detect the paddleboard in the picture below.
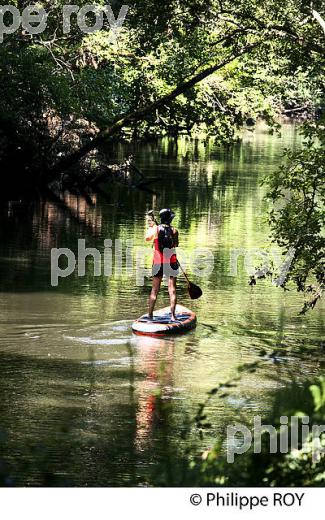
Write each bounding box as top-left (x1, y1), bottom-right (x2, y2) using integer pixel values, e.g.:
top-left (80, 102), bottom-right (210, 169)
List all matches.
top-left (132, 305), bottom-right (197, 337)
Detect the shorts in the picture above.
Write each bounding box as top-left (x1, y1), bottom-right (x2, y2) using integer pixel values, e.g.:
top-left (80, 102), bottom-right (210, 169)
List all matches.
top-left (152, 262), bottom-right (179, 278)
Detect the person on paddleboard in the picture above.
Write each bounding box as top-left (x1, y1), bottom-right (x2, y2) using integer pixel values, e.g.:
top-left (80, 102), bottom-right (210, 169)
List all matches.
top-left (146, 209), bottom-right (179, 321)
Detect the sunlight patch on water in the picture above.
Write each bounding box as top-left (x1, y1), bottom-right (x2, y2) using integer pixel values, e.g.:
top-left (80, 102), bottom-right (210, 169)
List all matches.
top-left (64, 336), bottom-right (133, 346)
top-left (81, 357), bottom-right (133, 366)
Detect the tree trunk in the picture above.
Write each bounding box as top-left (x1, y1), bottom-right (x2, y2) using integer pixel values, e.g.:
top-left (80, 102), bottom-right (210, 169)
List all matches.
top-left (313, 10), bottom-right (325, 35)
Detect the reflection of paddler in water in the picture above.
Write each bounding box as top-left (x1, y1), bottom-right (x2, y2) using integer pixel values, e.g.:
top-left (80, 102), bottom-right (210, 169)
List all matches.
top-left (146, 209), bottom-right (179, 321)
top-left (134, 335), bottom-right (175, 450)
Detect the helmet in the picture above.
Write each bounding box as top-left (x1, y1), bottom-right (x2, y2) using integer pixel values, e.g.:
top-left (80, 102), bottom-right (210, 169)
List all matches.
top-left (159, 208), bottom-right (175, 224)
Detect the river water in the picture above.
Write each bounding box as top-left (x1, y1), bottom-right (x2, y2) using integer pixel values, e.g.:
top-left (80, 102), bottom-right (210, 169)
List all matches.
top-left (0, 124), bottom-right (324, 486)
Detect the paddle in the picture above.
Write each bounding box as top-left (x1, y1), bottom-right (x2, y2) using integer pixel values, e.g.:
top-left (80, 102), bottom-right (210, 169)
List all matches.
top-left (177, 261), bottom-right (203, 300)
top-left (147, 210), bottom-right (203, 300)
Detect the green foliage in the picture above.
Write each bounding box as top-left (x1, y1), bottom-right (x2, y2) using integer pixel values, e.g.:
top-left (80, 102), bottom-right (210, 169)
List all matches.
top-left (1, 0), bottom-right (324, 177)
top-left (310, 378), bottom-right (325, 413)
top-left (153, 373), bottom-right (325, 487)
top-left (264, 120), bottom-right (325, 311)
top-left (246, 377), bottom-right (325, 486)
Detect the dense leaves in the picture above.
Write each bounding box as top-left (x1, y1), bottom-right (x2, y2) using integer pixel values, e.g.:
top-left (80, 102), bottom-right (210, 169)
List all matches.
top-left (265, 121), bottom-right (325, 311)
top-left (0, 0), bottom-right (324, 180)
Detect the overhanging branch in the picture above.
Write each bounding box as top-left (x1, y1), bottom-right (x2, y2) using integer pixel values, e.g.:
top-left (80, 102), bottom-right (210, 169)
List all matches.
top-left (46, 41), bottom-right (260, 182)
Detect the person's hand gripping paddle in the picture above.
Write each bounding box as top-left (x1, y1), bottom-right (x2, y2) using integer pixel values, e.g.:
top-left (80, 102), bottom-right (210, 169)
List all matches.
top-left (147, 210), bottom-right (203, 300)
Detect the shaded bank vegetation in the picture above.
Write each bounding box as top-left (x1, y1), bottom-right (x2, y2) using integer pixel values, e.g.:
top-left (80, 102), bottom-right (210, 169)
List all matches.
top-left (0, 0), bottom-right (324, 195)
top-left (152, 364), bottom-right (325, 487)
top-left (250, 121), bottom-right (324, 312)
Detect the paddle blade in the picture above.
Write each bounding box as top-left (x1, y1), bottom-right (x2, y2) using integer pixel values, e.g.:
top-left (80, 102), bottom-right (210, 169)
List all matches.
top-left (188, 282), bottom-right (203, 300)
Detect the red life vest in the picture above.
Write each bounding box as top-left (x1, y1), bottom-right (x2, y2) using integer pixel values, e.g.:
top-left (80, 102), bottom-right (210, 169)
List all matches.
top-left (153, 226), bottom-right (177, 265)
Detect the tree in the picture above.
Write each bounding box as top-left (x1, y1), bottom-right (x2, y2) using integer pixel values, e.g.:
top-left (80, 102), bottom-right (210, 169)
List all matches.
top-left (0, 0), bottom-right (324, 190)
top-left (264, 121), bottom-right (324, 312)
top-left (47, 0), bottom-right (325, 178)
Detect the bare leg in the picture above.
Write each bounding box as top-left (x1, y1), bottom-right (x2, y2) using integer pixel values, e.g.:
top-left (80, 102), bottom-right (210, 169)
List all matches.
top-left (148, 276), bottom-right (162, 318)
top-left (168, 276), bottom-right (177, 320)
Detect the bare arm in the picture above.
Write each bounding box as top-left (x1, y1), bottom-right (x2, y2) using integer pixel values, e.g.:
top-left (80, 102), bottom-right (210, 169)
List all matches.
top-left (146, 224), bottom-right (157, 242)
